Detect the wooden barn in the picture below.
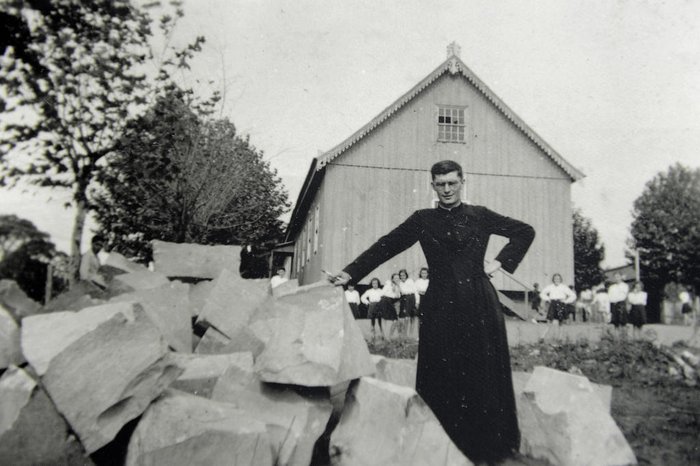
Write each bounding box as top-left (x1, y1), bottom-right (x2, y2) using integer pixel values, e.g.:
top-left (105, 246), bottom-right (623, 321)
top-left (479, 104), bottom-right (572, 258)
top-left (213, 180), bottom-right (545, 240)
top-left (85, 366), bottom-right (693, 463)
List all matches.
top-left (279, 43), bottom-right (584, 297)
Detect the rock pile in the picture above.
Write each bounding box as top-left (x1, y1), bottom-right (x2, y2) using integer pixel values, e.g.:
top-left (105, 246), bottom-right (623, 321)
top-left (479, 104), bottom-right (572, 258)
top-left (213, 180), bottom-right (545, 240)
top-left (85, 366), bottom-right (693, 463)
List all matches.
top-left (0, 240), bottom-right (637, 465)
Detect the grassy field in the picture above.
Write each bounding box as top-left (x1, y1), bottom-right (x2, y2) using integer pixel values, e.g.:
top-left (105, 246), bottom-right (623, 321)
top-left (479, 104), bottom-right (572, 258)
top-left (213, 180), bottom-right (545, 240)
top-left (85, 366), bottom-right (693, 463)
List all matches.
top-left (367, 336), bottom-right (700, 466)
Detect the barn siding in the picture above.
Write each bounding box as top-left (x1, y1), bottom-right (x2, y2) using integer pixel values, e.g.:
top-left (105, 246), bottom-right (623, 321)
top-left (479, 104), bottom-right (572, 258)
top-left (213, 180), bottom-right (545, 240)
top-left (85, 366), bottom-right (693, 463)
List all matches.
top-left (294, 72), bottom-right (576, 289)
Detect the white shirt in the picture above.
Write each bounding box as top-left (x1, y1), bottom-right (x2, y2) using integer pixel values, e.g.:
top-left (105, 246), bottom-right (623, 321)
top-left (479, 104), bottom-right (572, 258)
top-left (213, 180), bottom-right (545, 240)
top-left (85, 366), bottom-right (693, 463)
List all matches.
top-left (345, 289), bottom-right (360, 304)
top-left (540, 283), bottom-right (576, 304)
top-left (415, 278), bottom-right (429, 294)
top-left (79, 250), bottom-right (105, 287)
top-left (382, 281), bottom-right (401, 299)
top-left (594, 291), bottom-right (610, 311)
top-left (628, 291), bottom-right (648, 306)
top-left (608, 282), bottom-right (629, 303)
top-left (270, 275), bottom-right (288, 288)
top-left (679, 291), bottom-right (691, 304)
top-left (398, 278), bottom-right (417, 295)
top-left (579, 289), bottom-right (593, 302)
top-left (361, 288), bottom-right (384, 304)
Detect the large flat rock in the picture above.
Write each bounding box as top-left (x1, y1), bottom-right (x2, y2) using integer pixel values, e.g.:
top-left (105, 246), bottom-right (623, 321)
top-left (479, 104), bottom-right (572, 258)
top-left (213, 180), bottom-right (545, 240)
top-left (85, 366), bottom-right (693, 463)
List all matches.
top-left (194, 326), bottom-right (265, 357)
top-left (126, 389), bottom-right (273, 466)
top-left (110, 282), bottom-right (192, 353)
top-left (517, 366), bottom-right (636, 466)
top-left (43, 281), bottom-right (107, 312)
top-left (330, 377), bottom-right (472, 466)
top-left (370, 355), bottom-right (415, 388)
top-left (252, 282), bottom-right (375, 387)
top-left (152, 240), bottom-right (241, 279)
top-left (0, 366), bottom-right (90, 465)
top-left (212, 363), bottom-right (333, 466)
top-left (107, 269), bottom-right (170, 296)
top-left (102, 252), bottom-right (147, 274)
top-left (195, 269), bottom-right (270, 338)
top-left (0, 279), bottom-right (41, 321)
top-left (188, 280), bottom-right (215, 317)
top-left (0, 304), bottom-right (23, 369)
top-left (21, 302), bottom-right (182, 453)
top-left (171, 352), bottom-right (253, 398)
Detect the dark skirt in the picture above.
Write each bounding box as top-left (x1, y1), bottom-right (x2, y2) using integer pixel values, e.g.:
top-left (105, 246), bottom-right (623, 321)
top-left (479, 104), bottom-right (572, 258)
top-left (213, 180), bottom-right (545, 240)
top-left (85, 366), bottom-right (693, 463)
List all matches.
top-left (547, 300), bottom-right (567, 322)
top-left (348, 302), bottom-right (360, 319)
top-left (367, 302), bottom-right (382, 319)
top-left (416, 275), bottom-right (519, 463)
top-left (629, 304), bottom-right (646, 328)
top-left (380, 296), bottom-right (399, 320)
top-left (400, 294), bottom-right (416, 318)
top-left (610, 301), bottom-right (628, 327)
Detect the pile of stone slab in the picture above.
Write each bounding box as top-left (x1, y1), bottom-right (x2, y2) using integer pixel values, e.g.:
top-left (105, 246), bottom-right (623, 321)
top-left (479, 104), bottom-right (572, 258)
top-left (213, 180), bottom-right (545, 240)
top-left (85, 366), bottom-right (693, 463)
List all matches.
top-left (0, 241), bottom-right (637, 465)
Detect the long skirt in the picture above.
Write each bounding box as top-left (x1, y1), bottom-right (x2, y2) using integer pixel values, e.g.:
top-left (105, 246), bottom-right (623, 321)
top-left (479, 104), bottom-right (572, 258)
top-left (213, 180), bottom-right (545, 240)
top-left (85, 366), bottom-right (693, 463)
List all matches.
top-left (380, 296), bottom-right (399, 320)
top-left (416, 275), bottom-right (519, 463)
top-left (629, 304), bottom-right (646, 328)
top-left (400, 294), bottom-right (416, 318)
top-left (610, 301), bottom-right (628, 327)
top-left (547, 300), bottom-right (567, 322)
top-left (366, 302), bottom-right (382, 319)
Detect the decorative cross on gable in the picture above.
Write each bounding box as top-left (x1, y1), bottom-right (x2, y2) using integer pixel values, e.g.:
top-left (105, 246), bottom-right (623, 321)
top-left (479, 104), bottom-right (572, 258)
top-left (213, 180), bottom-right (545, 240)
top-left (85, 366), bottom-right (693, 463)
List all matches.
top-left (446, 41), bottom-right (462, 74)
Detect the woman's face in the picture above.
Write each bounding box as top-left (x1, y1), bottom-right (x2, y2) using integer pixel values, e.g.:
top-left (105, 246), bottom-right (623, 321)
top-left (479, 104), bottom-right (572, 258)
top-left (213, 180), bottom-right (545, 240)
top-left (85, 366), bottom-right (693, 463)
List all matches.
top-left (371, 280), bottom-right (379, 289)
top-left (392, 274), bottom-right (400, 284)
top-left (420, 269), bottom-right (428, 279)
top-left (553, 275), bottom-right (562, 285)
top-left (399, 271), bottom-right (407, 281)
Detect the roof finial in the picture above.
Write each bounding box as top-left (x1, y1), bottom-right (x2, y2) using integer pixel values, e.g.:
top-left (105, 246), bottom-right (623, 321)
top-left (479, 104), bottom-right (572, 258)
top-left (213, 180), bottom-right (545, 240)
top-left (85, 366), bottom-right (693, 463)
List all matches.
top-left (446, 41), bottom-right (461, 59)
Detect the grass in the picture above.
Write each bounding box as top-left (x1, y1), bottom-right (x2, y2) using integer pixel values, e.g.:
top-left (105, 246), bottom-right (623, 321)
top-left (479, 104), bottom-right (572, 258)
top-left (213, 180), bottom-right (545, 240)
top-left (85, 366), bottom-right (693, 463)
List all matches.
top-left (366, 335), bottom-right (700, 465)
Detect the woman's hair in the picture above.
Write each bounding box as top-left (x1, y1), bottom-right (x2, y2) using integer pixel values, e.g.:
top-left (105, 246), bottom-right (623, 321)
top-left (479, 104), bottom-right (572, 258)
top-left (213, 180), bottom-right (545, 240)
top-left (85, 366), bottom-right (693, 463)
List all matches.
top-left (398, 269), bottom-right (408, 279)
top-left (419, 267), bottom-right (429, 278)
top-left (552, 273), bottom-right (563, 283)
top-left (370, 277), bottom-right (380, 287)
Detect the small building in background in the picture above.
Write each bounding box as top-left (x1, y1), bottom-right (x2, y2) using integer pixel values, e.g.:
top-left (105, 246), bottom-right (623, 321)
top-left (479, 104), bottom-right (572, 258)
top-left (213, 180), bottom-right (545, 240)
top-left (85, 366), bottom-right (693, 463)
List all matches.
top-left (281, 43), bottom-right (583, 301)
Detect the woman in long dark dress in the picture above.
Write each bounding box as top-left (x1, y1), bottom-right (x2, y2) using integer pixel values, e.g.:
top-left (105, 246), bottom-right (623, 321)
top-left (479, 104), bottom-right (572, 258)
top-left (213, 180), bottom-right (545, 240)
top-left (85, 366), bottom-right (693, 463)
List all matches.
top-left (333, 160), bottom-right (535, 463)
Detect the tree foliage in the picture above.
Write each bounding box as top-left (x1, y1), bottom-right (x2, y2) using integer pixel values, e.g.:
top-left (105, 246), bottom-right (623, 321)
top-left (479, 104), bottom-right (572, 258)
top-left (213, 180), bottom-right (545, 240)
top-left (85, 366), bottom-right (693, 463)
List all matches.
top-left (0, 214), bottom-right (50, 259)
top-left (572, 208), bottom-right (605, 292)
top-left (629, 163), bottom-right (700, 288)
top-left (93, 90), bottom-right (289, 263)
top-left (0, 0), bottom-right (204, 277)
top-left (0, 216), bottom-right (68, 301)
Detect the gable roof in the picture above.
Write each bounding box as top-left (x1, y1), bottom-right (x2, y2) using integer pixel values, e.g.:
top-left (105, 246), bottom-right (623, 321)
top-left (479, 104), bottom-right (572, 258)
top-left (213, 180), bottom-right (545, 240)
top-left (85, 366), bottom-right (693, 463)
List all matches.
top-left (316, 54), bottom-right (584, 181)
top-left (284, 53), bottom-right (584, 242)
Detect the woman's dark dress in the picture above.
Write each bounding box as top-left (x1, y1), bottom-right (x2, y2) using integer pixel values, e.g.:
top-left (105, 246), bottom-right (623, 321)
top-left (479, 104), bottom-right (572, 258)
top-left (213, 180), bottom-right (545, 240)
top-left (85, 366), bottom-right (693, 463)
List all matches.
top-left (343, 203), bottom-right (534, 463)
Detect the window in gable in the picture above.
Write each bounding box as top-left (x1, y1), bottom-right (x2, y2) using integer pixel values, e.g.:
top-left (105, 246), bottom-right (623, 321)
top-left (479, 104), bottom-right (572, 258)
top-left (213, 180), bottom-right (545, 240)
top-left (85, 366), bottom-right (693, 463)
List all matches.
top-left (437, 105), bottom-right (466, 143)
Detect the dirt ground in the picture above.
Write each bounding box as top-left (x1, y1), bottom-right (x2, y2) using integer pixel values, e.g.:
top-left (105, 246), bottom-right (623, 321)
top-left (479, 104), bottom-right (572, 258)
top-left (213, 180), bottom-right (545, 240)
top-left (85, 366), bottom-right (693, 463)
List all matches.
top-left (367, 336), bottom-right (700, 466)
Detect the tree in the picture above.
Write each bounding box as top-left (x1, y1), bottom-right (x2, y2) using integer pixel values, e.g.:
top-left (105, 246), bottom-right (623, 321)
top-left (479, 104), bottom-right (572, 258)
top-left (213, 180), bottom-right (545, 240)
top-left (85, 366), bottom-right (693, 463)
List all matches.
top-left (572, 208), bottom-right (605, 292)
top-left (629, 163), bottom-right (700, 289)
top-left (0, 0), bottom-right (204, 278)
top-left (92, 91), bottom-right (289, 263)
top-left (0, 216), bottom-right (68, 302)
top-left (0, 214), bottom-right (50, 260)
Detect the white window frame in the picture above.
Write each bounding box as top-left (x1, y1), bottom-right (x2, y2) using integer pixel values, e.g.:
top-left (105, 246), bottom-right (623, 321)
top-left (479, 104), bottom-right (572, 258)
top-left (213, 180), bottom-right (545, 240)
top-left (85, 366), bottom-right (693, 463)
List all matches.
top-left (437, 105), bottom-right (466, 143)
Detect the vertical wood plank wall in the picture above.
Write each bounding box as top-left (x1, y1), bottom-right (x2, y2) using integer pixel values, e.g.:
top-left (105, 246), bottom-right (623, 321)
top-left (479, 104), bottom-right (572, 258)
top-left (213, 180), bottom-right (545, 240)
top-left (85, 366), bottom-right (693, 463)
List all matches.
top-left (295, 72), bottom-right (576, 289)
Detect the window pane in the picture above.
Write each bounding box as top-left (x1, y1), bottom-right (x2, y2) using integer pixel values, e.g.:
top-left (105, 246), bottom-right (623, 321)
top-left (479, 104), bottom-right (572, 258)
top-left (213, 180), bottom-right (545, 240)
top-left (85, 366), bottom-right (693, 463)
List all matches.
top-left (445, 116), bottom-right (451, 124)
top-left (438, 116), bottom-right (444, 123)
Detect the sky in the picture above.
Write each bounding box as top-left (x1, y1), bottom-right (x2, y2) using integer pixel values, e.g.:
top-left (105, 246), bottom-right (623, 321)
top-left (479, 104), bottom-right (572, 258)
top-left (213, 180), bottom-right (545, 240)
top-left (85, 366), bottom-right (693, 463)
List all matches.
top-left (1, 0), bottom-right (699, 266)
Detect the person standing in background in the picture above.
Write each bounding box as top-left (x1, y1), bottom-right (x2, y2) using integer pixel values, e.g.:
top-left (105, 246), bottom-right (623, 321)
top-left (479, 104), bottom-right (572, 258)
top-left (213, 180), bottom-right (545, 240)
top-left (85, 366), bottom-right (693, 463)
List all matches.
top-left (593, 285), bottom-right (611, 324)
top-left (345, 284), bottom-right (361, 319)
top-left (608, 273), bottom-right (630, 334)
top-left (578, 287), bottom-right (594, 322)
top-left (628, 281), bottom-right (648, 339)
top-left (540, 273), bottom-right (576, 325)
top-left (270, 267), bottom-right (288, 288)
top-left (398, 269), bottom-right (417, 338)
top-left (381, 273), bottom-right (402, 339)
top-left (361, 278), bottom-right (384, 340)
top-left (79, 235), bottom-right (106, 288)
top-left (680, 285), bottom-right (694, 326)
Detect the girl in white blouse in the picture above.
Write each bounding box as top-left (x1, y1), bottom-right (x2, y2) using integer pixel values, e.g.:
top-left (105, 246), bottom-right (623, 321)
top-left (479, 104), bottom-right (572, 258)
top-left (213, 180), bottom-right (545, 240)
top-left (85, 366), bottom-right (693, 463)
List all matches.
top-left (627, 281), bottom-right (648, 338)
top-left (540, 273), bottom-right (577, 324)
top-left (361, 278), bottom-right (385, 339)
top-left (398, 269), bottom-right (417, 338)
